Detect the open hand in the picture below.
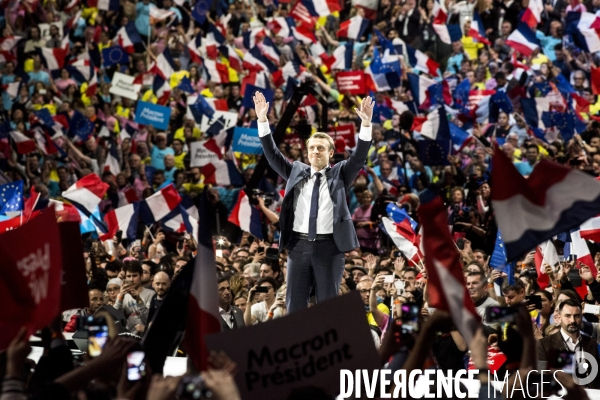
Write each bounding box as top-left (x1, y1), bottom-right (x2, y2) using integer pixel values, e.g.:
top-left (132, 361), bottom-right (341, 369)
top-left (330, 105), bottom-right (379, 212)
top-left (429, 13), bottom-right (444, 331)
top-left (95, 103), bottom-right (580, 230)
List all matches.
top-left (354, 96), bottom-right (374, 127)
top-left (253, 91), bottom-right (269, 122)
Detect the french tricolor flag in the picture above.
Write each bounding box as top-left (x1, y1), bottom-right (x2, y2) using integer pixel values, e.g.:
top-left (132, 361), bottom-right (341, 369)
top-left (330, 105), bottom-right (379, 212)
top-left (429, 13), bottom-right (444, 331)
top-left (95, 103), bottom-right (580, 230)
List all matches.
top-left (103, 140), bottom-right (120, 176)
top-left (337, 15), bottom-right (369, 40)
top-left (243, 46), bottom-right (278, 73)
top-left (328, 41), bottom-right (353, 70)
top-left (9, 130), bottom-right (37, 154)
top-left (188, 33), bottom-right (203, 65)
top-left (113, 22), bottom-right (142, 54)
top-left (140, 184), bottom-right (182, 223)
top-left (151, 49), bottom-right (176, 80)
top-left (268, 17), bottom-right (295, 38)
top-left (259, 36), bottom-right (281, 64)
top-left (418, 107), bottom-right (451, 141)
top-left (521, 0), bottom-right (543, 28)
top-left (505, 23), bottom-right (540, 57)
top-left (407, 73), bottom-right (436, 110)
top-left (468, 12), bottom-right (491, 45)
top-left (100, 203), bottom-right (139, 241)
top-left (566, 12), bottom-right (600, 53)
top-left (301, 0), bottom-right (340, 16)
top-left (201, 160), bottom-right (243, 187)
top-left (491, 146), bottom-right (600, 261)
top-left (352, 0), bottom-right (378, 19)
top-left (381, 215), bottom-right (423, 266)
top-left (38, 47), bottom-right (67, 70)
top-left (161, 205), bottom-right (198, 241)
top-left (406, 46), bottom-right (439, 76)
top-left (581, 215), bottom-right (600, 242)
top-left (219, 44), bottom-right (242, 72)
top-left (570, 228), bottom-right (597, 298)
top-left (242, 28), bottom-right (266, 50)
top-left (227, 190), bottom-right (263, 238)
top-left (448, 122), bottom-right (474, 153)
top-left (292, 25), bottom-right (317, 44)
top-left (186, 191), bottom-right (222, 371)
top-left (88, 0), bottom-right (119, 10)
top-left (62, 174), bottom-right (109, 216)
top-left (204, 59), bottom-right (229, 84)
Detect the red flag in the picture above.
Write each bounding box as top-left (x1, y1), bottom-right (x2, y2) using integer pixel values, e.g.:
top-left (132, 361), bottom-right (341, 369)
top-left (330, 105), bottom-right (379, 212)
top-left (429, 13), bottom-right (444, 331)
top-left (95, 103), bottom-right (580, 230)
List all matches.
top-left (417, 195), bottom-right (480, 343)
top-left (0, 209), bottom-right (63, 350)
top-left (591, 66), bottom-right (600, 95)
top-left (186, 192), bottom-right (221, 371)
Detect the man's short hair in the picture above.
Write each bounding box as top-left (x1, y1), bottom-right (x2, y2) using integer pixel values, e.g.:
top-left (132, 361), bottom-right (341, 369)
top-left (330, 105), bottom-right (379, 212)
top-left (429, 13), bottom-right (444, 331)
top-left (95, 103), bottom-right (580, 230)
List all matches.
top-left (124, 260), bottom-right (143, 275)
top-left (257, 276), bottom-right (278, 290)
top-left (143, 261), bottom-right (158, 275)
top-left (526, 143), bottom-right (539, 152)
top-left (558, 298), bottom-right (581, 313)
top-left (218, 276), bottom-right (230, 285)
top-left (106, 260), bottom-right (124, 274)
top-left (502, 279), bottom-right (525, 294)
top-left (307, 132), bottom-right (335, 152)
top-left (466, 271), bottom-right (486, 282)
top-left (403, 267), bottom-right (418, 277)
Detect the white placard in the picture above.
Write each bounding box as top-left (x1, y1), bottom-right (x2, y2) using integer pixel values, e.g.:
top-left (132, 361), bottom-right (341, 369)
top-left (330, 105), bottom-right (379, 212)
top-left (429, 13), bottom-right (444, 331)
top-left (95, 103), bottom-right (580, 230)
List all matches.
top-left (109, 72), bottom-right (141, 100)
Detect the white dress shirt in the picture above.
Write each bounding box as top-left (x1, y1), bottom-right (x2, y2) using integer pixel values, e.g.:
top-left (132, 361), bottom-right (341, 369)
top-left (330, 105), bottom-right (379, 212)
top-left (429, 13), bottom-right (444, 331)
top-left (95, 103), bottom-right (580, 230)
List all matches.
top-left (219, 307), bottom-right (234, 329)
top-left (257, 121), bottom-right (372, 235)
top-left (560, 328), bottom-right (581, 352)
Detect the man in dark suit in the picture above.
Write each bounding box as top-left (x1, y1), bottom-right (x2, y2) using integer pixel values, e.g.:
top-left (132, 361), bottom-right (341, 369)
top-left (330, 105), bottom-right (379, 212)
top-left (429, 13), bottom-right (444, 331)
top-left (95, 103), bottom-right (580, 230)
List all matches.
top-left (537, 299), bottom-right (600, 388)
top-left (218, 277), bottom-right (245, 330)
top-left (253, 91), bottom-right (374, 313)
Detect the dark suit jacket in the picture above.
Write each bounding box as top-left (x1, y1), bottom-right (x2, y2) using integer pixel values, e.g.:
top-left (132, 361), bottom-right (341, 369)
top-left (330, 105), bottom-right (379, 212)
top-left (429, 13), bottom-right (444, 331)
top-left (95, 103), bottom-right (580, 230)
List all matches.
top-left (260, 132), bottom-right (371, 252)
top-left (537, 330), bottom-right (600, 388)
top-left (219, 306), bottom-right (245, 331)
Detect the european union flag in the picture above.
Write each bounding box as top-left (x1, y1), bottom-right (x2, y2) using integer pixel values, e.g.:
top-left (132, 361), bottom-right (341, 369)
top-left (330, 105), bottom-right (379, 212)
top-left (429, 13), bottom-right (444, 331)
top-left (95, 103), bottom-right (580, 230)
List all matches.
top-left (417, 140), bottom-right (450, 166)
top-left (0, 180), bottom-right (23, 215)
top-left (541, 111), bottom-right (575, 142)
top-left (177, 76), bottom-right (195, 93)
top-left (69, 111), bottom-right (95, 141)
top-left (206, 116), bottom-right (226, 137)
top-left (427, 82), bottom-right (447, 108)
top-left (102, 46), bottom-right (129, 67)
top-left (190, 95), bottom-right (215, 123)
top-left (34, 109), bottom-right (55, 127)
top-left (489, 229), bottom-right (515, 285)
top-left (453, 79), bottom-right (471, 113)
top-left (529, 81), bottom-right (552, 97)
top-left (489, 90), bottom-right (514, 123)
top-left (192, 0), bottom-right (210, 24)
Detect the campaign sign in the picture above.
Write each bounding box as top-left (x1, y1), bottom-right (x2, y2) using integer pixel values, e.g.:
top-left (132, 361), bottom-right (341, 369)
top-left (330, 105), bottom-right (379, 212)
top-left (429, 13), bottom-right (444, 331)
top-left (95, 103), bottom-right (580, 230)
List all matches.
top-left (189, 140), bottom-right (221, 167)
top-left (327, 124), bottom-right (356, 148)
top-left (335, 71), bottom-right (366, 95)
top-left (135, 101), bottom-right (171, 130)
top-left (232, 127), bottom-right (263, 155)
top-left (110, 72), bottom-right (141, 100)
top-left (205, 292), bottom-right (380, 399)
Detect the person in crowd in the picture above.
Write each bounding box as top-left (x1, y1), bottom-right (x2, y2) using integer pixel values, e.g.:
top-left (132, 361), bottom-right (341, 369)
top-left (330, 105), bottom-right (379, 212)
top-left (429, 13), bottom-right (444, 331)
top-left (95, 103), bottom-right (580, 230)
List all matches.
top-left (217, 277), bottom-right (245, 330)
top-left (147, 271), bottom-right (171, 326)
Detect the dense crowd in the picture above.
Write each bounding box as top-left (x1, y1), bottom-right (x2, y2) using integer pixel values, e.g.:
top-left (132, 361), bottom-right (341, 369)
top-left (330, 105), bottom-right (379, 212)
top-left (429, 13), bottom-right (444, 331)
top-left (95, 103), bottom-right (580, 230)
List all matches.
top-left (1, 0), bottom-right (600, 398)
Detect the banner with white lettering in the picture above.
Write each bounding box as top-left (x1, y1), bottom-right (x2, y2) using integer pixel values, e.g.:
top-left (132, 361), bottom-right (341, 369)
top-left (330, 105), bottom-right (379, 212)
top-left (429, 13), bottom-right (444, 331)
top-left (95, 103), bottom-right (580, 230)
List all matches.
top-left (335, 71), bottom-right (366, 95)
top-left (232, 127), bottom-right (263, 154)
top-left (110, 72), bottom-right (142, 100)
top-left (205, 292), bottom-right (380, 399)
top-left (135, 101), bottom-right (172, 130)
top-left (189, 140), bottom-right (221, 167)
top-left (327, 124), bottom-right (356, 148)
top-left (0, 209), bottom-right (63, 350)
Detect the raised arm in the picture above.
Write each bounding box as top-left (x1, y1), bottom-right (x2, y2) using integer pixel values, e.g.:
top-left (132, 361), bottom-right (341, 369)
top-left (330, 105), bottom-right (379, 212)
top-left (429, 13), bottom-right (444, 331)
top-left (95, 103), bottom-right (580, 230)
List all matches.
top-left (254, 91), bottom-right (293, 180)
top-left (342, 96), bottom-right (374, 185)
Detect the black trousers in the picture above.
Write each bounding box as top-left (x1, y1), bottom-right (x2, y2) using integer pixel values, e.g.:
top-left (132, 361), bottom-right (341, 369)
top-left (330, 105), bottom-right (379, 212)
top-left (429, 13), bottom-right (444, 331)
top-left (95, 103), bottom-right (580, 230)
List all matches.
top-left (285, 236), bottom-right (345, 314)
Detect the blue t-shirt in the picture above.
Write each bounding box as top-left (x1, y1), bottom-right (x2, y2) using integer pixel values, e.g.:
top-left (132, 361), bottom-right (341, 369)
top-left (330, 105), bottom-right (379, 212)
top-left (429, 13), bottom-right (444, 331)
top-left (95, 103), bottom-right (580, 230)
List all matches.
top-left (150, 146), bottom-right (175, 170)
top-left (514, 161), bottom-right (534, 176)
top-left (135, 3), bottom-right (151, 36)
top-left (1, 74), bottom-right (15, 110)
top-left (28, 70), bottom-right (51, 94)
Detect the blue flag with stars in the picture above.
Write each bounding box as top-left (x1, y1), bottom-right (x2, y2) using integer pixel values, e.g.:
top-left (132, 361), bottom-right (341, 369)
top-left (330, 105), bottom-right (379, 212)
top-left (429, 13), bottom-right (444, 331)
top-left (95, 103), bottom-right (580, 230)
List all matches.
top-left (0, 180), bottom-right (23, 215)
top-left (69, 110), bottom-right (95, 141)
top-left (177, 76), bottom-right (195, 93)
top-left (102, 46), bottom-right (129, 67)
top-left (489, 228), bottom-right (516, 285)
top-left (190, 95), bottom-right (215, 123)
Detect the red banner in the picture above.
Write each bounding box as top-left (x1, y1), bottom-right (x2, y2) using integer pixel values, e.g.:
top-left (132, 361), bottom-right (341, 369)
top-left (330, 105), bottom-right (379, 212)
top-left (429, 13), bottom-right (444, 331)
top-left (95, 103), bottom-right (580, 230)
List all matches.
top-left (289, 2), bottom-right (317, 27)
top-left (327, 124), bottom-right (356, 148)
top-left (335, 71), bottom-right (366, 95)
top-left (0, 209), bottom-right (63, 349)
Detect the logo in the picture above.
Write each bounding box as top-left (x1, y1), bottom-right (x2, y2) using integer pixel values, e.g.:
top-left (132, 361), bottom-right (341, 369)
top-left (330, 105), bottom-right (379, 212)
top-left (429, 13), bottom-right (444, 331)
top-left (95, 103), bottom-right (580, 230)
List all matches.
top-left (572, 351), bottom-right (598, 386)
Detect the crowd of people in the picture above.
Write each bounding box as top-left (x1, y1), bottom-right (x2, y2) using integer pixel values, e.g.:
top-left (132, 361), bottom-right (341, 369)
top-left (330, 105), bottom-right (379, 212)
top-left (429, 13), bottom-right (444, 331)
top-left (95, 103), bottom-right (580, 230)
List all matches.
top-left (1, 0), bottom-right (600, 397)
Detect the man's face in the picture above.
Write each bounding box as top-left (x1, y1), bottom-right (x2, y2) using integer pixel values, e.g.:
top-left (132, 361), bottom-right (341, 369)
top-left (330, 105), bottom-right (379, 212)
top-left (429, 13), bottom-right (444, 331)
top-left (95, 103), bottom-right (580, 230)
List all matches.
top-left (590, 137), bottom-right (600, 148)
top-left (473, 251), bottom-right (486, 266)
top-left (466, 276), bottom-right (487, 303)
top-left (89, 289), bottom-right (104, 314)
top-left (560, 305), bottom-right (582, 334)
top-left (307, 137), bottom-right (333, 170)
top-left (218, 280), bottom-right (233, 306)
top-left (357, 281), bottom-right (372, 305)
top-left (526, 147), bottom-right (539, 163)
top-left (502, 144), bottom-right (515, 159)
top-left (498, 113), bottom-right (508, 127)
top-left (152, 272), bottom-right (170, 298)
top-left (164, 155), bottom-right (175, 169)
top-left (130, 155), bottom-right (141, 169)
top-left (141, 264), bottom-right (153, 285)
top-left (235, 250), bottom-right (249, 261)
top-left (260, 264), bottom-right (276, 279)
top-left (504, 289), bottom-right (525, 306)
top-left (403, 271), bottom-right (416, 291)
top-left (352, 269), bottom-right (365, 284)
top-left (172, 140), bottom-right (183, 152)
top-left (392, 115), bottom-right (400, 128)
top-left (501, 22), bottom-right (511, 36)
top-left (126, 271), bottom-right (142, 289)
top-left (174, 260), bottom-right (187, 275)
top-left (380, 163), bottom-right (392, 177)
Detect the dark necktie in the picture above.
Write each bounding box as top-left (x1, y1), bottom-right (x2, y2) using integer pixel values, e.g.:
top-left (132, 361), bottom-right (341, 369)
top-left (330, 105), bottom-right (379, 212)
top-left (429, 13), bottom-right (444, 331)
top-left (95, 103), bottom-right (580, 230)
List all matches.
top-left (308, 172), bottom-right (322, 240)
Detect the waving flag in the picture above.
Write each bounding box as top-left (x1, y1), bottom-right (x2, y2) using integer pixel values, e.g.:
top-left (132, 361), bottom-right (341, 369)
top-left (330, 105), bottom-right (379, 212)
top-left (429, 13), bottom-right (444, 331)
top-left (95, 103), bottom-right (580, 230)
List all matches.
top-left (418, 193), bottom-right (480, 343)
top-left (140, 184), bottom-right (182, 223)
top-left (161, 204), bottom-right (197, 238)
top-left (337, 15), bottom-right (369, 40)
top-left (186, 191), bottom-right (221, 371)
top-left (292, 25), bottom-right (317, 44)
top-left (149, 7), bottom-right (175, 24)
top-left (418, 107), bottom-right (451, 141)
top-left (62, 174), bottom-right (109, 216)
top-left (102, 46), bottom-right (129, 67)
top-left (203, 59), bottom-right (229, 84)
top-left (103, 140), bottom-right (120, 176)
top-left (406, 46), bottom-right (439, 76)
top-left (242, 28), bottom-right (266, 50)
top-left (505, 23), bottom-right (540, 56)
top-left (228, 190), bottom-right (263, 238)
top-left (448, 122), bottom-right (474, 153)
top-left (260, 36), bottom-right (281, 64)
top-left (187, 33), bottom-right (203, 65)
top-left (407, 73), bottom-right (436, 109)
top-left (533, 240), bottom-right (559, 290)
top-left (0, 181), bottom-right (23, 215)
top-left (69, 111), bottom-right (95, 141)
top-left (352, 0), bottom-right (379, 19)
top-left (581, 216), bottom-right (600, 242)
top-left (192, 0), bottom-right (210, 24)
top-left (114, 22), bottom-right (142, 54)
top-left (201, 160), bottom-right (244, 187)
top-left (243, 46), bottom-right (278, 73)
top-left (88, 0), bottom-right (119, 10)
top-left (468, 12), bottom-right (491, 45)
top-left (491, 146), bottom-right (600, 261)
top-left (521, 0), bottom-right (543, 28)
top-left (9, 131), bottom-right (36, 154)
top-left (328, 41), bottom-right (354, 71)
top-left (489, 90), bottom-right (514, 123)
top-left (100, 203), bottom-right (139, 241)
top-left (151, 50), bottom-right (176, 80)
top-left (38, 47), bottom-right (68, 70)
top-left (300, 0), bottom-right (341, 16)
top-left (566, 12), bottom-right (600, 53)
top-left (218, 44), bottom-right (242, 72)
top-left (269, 17), bottom-right (295, 38)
